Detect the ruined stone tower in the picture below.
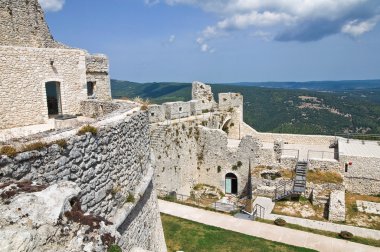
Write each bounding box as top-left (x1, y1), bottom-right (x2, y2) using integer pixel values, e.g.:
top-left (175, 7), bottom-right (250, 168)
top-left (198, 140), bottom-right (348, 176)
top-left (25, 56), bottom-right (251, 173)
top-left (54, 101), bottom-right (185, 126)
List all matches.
top-left (0, 0), bottom-right (62, 48)
top-left (0, 0), bottom-right (112, 129)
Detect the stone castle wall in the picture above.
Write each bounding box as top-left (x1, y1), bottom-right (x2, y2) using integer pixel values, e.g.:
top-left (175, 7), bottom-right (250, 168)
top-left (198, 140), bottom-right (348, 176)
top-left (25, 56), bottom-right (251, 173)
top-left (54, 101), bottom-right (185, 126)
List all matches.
top-left (152, 117), bottom-right (274, 196)
top-left (0, 0), bottom-right (63, 48)
top-left (0, 110), bottom-right (167, 251)
top-left (340, 155), bottom-right (380, 195)
top-left (0, 46), bottom-right (88, 129)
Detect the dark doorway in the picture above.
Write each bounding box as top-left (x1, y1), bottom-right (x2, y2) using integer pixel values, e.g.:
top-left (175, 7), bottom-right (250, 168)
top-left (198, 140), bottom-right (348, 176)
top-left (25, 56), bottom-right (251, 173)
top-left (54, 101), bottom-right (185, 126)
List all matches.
top-left (45, 81), bottom-right (62, 116)
top-left (87, 82), bottom-right (95, 97)
top-left (225, 173), bottom-right (238, 194)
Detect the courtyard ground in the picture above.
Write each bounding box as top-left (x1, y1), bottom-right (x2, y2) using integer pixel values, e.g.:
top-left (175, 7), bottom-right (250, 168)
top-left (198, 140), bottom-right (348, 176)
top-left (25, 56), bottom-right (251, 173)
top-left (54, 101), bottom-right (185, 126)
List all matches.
top-left (161, 213), bottom-right (314, 252)
top-left (159, 200), bottom-right (379, 251)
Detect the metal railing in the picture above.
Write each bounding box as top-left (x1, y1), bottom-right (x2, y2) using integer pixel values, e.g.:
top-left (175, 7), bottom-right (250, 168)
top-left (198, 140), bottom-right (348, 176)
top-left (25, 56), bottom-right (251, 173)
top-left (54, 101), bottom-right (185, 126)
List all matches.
top-left (252, 204), bottom-right (265, 220)
top-left (335, 133), bottom-right (380, 142)
top-left (280, 148), bottom-right (300, 160)
top-left (307, 150), bottom-right (338, 161)
top-left (274, 180), bottom-right (294, 201)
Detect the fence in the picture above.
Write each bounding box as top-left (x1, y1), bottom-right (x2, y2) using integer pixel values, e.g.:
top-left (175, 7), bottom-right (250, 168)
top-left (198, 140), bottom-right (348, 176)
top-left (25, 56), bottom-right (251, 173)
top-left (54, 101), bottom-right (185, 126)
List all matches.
top-left (280, 149), bottom-right (300, 160)
top-left (335, 133), bottom-right (380, 142)
top-left (307, 150), bottom-right (338, 161)
top-left (156, 188), bottom-right (239, 213)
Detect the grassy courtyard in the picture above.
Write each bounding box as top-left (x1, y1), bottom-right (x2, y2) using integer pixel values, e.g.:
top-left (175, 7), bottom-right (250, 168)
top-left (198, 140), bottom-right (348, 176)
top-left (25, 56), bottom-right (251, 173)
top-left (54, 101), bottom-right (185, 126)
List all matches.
top-left (161, 213), bottom-right (315, 252)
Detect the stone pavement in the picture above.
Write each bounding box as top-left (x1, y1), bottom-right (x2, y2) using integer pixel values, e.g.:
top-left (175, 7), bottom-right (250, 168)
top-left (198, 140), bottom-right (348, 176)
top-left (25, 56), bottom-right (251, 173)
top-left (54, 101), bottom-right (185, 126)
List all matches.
top-left (159, 200), bottom-right (379, 252)
top-left (253, 197), bottom-right (380, 240)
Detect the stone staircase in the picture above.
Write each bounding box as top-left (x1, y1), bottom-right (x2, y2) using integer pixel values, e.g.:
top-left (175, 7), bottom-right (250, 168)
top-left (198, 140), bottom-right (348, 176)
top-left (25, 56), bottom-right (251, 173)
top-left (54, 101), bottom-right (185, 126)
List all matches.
top-left (274, 161), bottom-right (308, 201)
top-left (150, 125), bottom-right (168, 146)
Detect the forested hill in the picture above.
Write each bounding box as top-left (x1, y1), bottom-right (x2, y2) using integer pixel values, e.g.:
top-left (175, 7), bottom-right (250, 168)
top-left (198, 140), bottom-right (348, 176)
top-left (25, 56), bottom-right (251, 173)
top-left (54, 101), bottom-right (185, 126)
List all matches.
top-left (111, 80), bottom-right (380, 135)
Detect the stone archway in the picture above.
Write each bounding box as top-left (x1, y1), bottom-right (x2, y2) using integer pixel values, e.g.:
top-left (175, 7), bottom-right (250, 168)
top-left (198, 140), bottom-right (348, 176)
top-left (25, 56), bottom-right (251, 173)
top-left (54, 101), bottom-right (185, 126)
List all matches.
top-left (220, 116), bottom-right (232, 130)
top-left (225, 173), bottom-right (238, 194)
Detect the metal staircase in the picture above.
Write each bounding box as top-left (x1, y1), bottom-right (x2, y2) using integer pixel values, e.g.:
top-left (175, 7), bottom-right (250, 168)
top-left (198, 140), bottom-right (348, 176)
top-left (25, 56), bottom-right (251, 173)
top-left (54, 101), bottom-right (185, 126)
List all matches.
top-left (293, 161), bottom-right (308, 195)
top-left (274, 161), bottom-right (308, 201)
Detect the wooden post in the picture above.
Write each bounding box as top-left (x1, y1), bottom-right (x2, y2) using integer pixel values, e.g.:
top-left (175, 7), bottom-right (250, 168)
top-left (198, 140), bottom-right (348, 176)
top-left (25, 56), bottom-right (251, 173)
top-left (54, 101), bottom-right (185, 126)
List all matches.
top-left (245, 159), bottom-right (253, 213)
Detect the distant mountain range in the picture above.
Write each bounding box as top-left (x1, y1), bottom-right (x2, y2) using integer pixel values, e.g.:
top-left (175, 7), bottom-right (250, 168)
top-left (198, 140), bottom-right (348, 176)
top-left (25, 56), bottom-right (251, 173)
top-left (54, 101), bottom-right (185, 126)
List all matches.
top-left (111, 79), bottom-right (380, 135)
top-left (217, 79), bottom-right (380, 91)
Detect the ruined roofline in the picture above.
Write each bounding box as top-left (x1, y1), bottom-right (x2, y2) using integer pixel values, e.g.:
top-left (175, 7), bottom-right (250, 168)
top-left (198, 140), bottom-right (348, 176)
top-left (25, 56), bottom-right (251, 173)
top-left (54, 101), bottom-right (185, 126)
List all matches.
top-left (0, 0), bottom-right (67, 48)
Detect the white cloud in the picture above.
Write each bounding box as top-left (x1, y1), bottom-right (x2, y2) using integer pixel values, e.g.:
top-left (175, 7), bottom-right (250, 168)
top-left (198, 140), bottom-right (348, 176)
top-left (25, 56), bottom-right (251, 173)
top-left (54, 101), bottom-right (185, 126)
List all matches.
top-left (163, 0), bottom-right (380, 43)
top-left (169, 35), bottom-right (176, 43)
top-left (39, 0), bottom-right (65, 12)
top-left (196, 37), bottom-right (214, 53)
top-left (342, 18), bottom-right (378, 37)
top-left (145, 0), bottom-right (160, 7)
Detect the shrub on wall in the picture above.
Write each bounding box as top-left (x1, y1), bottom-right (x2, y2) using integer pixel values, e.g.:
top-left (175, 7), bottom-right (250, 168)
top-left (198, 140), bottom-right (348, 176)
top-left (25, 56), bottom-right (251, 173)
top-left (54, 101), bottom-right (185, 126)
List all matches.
top-left (126, 193), bottom-right (135, 203)
top-left (52, 139), bottom-right (67, 148)
top-left (77, 124), bottom-right (98, 136)
top-left (107, 245), bottom-right (122, 252)
top-left (232, 165), bottom-right (238, 171)
top-left (22, 141), bottom-right (48, 152)
top-left (0, 146), bottom-right (17, 157)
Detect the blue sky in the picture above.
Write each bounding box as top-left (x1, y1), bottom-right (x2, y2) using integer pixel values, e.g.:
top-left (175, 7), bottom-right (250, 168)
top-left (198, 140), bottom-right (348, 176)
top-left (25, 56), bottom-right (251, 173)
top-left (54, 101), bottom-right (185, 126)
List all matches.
top-left (41, 0), bottom-right (380, 83)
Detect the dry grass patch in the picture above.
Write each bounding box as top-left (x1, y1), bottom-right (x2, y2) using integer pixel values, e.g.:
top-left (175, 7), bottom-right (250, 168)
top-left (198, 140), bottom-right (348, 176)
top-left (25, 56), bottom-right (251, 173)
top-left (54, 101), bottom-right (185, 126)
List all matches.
top-left (77, 125), bottom-right (98, 136)
top-left (0, 146), bottom-right (17, 157)
top-left (345, 193), bottom-right (380, 230)
top-left (273, 198), bottom-right (326, 221)
top-left (21, 141), bottom-right (48, 152)
top-left (279, 169), bottom-right (294, 179)
top-left (307, 170), bottom-right (343, 184)
top-left (132, 96), bottom-right (151, 111)
top-left (252, 165), bottom-right (272, 177)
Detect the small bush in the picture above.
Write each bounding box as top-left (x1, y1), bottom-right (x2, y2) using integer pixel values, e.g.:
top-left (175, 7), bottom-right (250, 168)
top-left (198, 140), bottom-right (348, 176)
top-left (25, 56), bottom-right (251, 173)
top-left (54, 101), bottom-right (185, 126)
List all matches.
top-left (230, 123), bottom-right (235, 127)
top-left (163, 194), bottom-right (176, 202)
top-left (237, 161), bottom-right (243, 167)
top-left (274, 218), bottom-right (287, 226)
top-left (202, 109), bottom-right (209, 113)
top-left (228, 107), bottom-right (234, 113)
top-left (232, 165), bottom-right (238, 171)
top-left (217, 166), bottom-right (222, 173)
top-left (107, 244), bottom-right (122, 252)
top-left (126, 193), bottom-right (135, 203)
top-left (0, 146), bottom-right (17, 157)
top-left (77, 124), bottom-right (97, 136)
top-left (51, 139), bottom-right (67, 148)
top-left (141, 104), bottom-right (148, 111)
top-left (193, 184), bottom-right (203, 190)
top-left (339, 231), bottom-right (353, 240)
top-left (22, 141), bottom-right (48, 152)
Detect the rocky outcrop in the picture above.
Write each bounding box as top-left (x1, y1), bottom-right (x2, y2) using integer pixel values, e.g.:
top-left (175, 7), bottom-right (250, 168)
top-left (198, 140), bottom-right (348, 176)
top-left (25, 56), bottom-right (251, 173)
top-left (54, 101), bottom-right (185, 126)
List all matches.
top-left (0, 181), bottom-right (118, 252)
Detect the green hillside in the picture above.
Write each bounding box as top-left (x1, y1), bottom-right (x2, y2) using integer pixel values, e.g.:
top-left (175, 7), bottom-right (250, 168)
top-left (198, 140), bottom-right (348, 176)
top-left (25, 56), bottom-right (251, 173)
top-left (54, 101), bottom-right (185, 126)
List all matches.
top-left (111, 80), bottom-right (380, 135)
